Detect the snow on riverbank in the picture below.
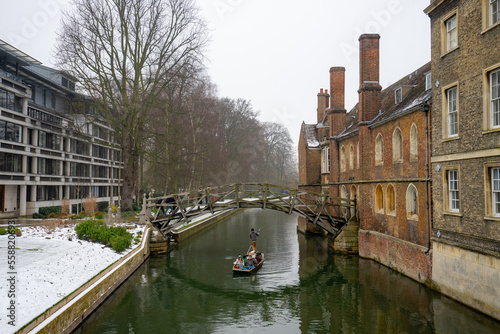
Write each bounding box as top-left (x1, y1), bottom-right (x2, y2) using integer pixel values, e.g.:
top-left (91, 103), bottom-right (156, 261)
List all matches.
top-left (0, 221), bottom-right (143, 334)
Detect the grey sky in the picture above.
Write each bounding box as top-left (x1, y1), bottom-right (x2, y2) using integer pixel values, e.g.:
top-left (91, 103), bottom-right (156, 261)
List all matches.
top-left (1, 0), bottom-right (430, 146)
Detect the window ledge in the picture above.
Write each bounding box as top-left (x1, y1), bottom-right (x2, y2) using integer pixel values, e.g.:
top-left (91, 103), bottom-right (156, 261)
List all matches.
top-left (387, 211), bottom-right (396, 217)
top-left (442, 136), bottom-right (461, 142)
top-left (443, 211), bottom-right (462, 217)
top-left (407, 215), bottom-right (419, 221)
top-left (393, 160), bottom-right (403, 164)
top-left (440, 46), bottom-right (459, 58)
top-left (375, 162), bottom-right (384, 166)
top-left (376, 209), bottom-right (384, 215)
top-left (481, 21), bottom-right (500, 35)
top-left (482, 128), bottom-right (500, 135)
top-left (484, 216), bottom-right (500, 222)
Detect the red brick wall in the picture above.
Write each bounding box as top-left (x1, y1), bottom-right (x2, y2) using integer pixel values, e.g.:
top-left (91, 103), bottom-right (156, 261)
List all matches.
top-left (298, 126), bottom-right (321, 188)
top-left (359, 229), bottom-right (432, 284)
top-left (355, 111), bottom-right (431, 247)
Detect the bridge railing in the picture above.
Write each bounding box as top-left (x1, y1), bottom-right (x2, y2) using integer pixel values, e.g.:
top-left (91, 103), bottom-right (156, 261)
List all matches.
top-left (143, 183), bottom-right (357, 238)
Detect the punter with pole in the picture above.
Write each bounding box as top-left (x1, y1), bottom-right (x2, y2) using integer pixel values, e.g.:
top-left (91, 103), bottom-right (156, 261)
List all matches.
top-left (250, 228), bottom-right (260, 252)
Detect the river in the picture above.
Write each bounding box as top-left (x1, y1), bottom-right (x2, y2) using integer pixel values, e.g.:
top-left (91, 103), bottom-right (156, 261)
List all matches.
top-left (74, 209), bottom-right (500, 333)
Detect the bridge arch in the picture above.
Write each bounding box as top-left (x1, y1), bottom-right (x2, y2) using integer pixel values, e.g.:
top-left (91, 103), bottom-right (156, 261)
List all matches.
top-left (142, 183), bottom-right (357, 240)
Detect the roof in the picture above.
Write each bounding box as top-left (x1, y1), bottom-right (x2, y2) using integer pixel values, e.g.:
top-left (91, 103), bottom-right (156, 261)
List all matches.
top-left (376, 62), bottom-right (431, 123)
top-left (302, 61), bottom-right (432, 144)
top-left (303, 123), bottom-right (320, 148)
top-left (0, 39), bottom-right (41, 66)
top-left (25, 64), bottom-right (78, 83)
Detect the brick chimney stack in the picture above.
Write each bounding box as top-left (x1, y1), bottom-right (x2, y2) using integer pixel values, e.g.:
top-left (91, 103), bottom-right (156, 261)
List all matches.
top-left (317, 88), bottom-right (329, 123)
top-left (329, 67), bottom-right (346, 137)
top-left (358, 34), bottom-right (382, 122)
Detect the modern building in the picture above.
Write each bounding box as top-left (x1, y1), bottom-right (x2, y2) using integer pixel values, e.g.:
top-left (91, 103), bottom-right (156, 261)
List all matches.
top-left (425, 0), bottom-right (500, 320)
top-left (0, 39), bottom-right (122, 218)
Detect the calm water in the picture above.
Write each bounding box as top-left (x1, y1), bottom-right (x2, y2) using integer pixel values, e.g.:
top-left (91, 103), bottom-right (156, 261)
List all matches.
top-left (75, 209), bottom-right (500, 334)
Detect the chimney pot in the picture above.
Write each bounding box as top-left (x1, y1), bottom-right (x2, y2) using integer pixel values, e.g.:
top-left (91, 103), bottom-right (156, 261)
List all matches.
top-left (320, 88), bottom-right (323, 93)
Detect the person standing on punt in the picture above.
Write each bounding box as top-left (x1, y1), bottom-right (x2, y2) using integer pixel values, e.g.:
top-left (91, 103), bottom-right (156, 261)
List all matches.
top-left (250, 228), bottom-right (260, 252)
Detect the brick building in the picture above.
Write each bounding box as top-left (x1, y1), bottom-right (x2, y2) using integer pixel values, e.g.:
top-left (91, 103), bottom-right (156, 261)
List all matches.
top-left (298, 34), bottom-right (433, 284)
top-left (425, 0), bottom-right (500, 320)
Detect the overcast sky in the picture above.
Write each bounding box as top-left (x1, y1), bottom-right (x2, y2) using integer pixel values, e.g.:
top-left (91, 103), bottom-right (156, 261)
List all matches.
top-left (1, 0), bottom-right (431, 146)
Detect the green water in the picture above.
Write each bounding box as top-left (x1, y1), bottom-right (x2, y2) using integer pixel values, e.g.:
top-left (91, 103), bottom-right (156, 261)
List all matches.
top-left (74, 209), bottom-right (500, 333)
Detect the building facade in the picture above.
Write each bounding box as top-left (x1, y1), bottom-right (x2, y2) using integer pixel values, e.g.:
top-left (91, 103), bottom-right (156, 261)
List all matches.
top-left (425, 0), bottom-right (500, 320)
top-left (298, 34), bottom-right (433, 284)
top-left (0, 40), bottom-right (122, 218)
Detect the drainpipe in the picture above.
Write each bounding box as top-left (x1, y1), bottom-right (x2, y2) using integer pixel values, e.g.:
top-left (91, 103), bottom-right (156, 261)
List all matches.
top-left (422, 102), bottom-right (431, 254)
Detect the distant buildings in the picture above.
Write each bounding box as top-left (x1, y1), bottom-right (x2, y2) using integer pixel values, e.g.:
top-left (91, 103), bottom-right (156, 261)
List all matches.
top-left (298, 0), bottom-right (500, 321)
top-left (0, 39), bottom-right (122, 218)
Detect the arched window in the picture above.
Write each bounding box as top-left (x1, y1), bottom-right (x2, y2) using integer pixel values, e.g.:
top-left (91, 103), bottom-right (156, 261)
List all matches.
top-left (340, 146), bottom-right (346, 172)
top-left (375, 134), bottom-right (384, 164)
top-left (393, 127), bottom-right (403, 162)
top-left (410, 124), bottom-right (418, 161)
top-left (387, 184), bottom-right (396, 214)
top-left (349, 145), bottom-right (354, 170)
top-left (350, 185), bottom-right (357, 218)
top-left (406, 183), bottom-right (418, 218)
top-left (375, 184), bottom-right (384, 213)
top-left (357, 142), bottom-right (360, 168)
top-left (341, 185), bottom-right (348, 216)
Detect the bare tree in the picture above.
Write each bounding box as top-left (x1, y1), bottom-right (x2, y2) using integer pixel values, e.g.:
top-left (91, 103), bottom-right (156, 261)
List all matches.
top-left (262, 122), bottom-right (294, 185)
top-left (54, 0), bottom-right (208, 210)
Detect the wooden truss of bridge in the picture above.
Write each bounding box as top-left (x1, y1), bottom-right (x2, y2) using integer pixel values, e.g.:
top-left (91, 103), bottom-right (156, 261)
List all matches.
top-left (143, 183), bottom-right (357, 240)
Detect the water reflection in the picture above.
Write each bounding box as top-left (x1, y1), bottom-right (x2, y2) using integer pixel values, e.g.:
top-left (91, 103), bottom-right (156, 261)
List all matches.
top-left (75, 209), bottom-right (500, 334)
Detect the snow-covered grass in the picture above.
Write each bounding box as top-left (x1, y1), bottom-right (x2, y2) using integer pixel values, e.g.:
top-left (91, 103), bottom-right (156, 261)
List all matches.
top-left (0, 221), bottom-right (143, 334)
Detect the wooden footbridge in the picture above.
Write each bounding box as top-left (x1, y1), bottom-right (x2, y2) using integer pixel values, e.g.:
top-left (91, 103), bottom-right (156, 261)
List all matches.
top-left (142, 183), bottom-right (357, 240)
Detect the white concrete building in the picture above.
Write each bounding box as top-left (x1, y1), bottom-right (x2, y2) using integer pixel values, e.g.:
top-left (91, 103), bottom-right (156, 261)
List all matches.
top-left (0, 39), bottom-right (122, 217)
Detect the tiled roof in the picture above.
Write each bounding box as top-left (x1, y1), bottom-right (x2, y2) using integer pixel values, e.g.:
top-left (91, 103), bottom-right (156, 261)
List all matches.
top-left (303, 61), bottom-right (431, 144)
top-left (376, 62), bottom-right (431, 124)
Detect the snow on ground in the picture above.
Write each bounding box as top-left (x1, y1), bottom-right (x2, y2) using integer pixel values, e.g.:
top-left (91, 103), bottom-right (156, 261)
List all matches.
top-left (0, 221), bottom-right (143, 334)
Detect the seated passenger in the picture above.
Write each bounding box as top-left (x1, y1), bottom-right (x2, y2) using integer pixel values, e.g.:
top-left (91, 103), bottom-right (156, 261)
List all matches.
top-left (245, 255), bottom-right (256, 267)
top-left (255, 252), bottom-right (262, 263)
top-left (233, 255), bottom-right (244, 269)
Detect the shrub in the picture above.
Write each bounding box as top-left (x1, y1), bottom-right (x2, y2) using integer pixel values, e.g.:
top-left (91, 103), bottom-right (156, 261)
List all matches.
top-left (132, 201), bottom-right (140, 211)
top-left (32, 213), bottom-right (44, 219)
top-left (39, 206), bottom-right (62, 217)
top-left (94, 211), bottom-right (103, 219)
top-left (110, 235), bottom-right (131, 252)
top-left (0, 228), bottom-right (7, 235)
top-left (83, 196), bottom-right (97, 216)
top-left (97, 201), bottom-right (109, 212)
top-left (61, 197), bottom-right (70, 217)
top-left (75, 220), bottom-right (132, 252)
top-left (48, 212), bottom-right (58, 218)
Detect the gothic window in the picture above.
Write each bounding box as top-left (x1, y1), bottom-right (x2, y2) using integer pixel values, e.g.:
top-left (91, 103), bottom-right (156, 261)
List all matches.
top-left (375, 133), bottom-right (384, 165)
top-left (410, 124), bottom-right (418, 161)
top-left (406, 184), bottom-right (418, 218)
top-left (392, 128), bottom-right (403, 163)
